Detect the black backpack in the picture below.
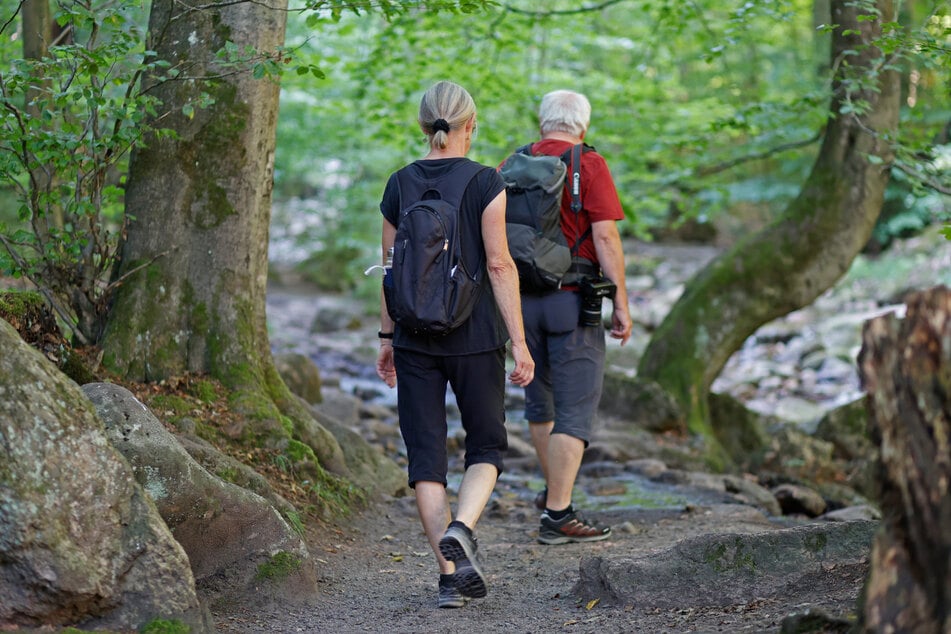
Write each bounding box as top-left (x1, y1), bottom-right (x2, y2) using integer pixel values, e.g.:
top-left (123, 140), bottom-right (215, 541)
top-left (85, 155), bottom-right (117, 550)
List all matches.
top-left (384, 161), bottom-right (486, 335)
top-left (499, 143), bottom-right (595, 293)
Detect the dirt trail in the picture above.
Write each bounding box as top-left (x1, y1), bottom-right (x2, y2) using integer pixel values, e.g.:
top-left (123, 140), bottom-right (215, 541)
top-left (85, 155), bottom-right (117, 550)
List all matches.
top-left (211, 485), bottom-right (862, 634)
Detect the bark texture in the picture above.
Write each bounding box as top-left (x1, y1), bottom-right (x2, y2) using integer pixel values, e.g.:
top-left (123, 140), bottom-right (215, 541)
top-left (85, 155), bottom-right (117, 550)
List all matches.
top-left (99, 0), bottom-right (349, 476)
top-left (102, 0), bottom-right (285, 384)
top-left (857, 285), bottom-right (951, 634)
top-left (636, 0), bottom-right (900, 465)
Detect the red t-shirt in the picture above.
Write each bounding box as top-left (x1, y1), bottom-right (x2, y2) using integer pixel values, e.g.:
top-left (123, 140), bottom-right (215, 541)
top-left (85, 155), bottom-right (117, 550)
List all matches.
top-left (529, 139), bottom-right (624, 263)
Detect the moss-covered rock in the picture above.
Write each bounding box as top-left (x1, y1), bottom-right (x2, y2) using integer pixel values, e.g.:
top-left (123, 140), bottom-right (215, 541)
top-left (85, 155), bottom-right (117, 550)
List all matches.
top-left (0, 319), bottom-right (211, 631)
top-left (274, 352), bottom-right (323, 404)
top-left (600, 371), bottom-right (685, 433)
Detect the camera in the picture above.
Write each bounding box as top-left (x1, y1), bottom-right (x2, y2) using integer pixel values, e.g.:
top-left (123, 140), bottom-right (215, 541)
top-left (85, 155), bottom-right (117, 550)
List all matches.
top-left (578, 276), bottom-right (616, 327)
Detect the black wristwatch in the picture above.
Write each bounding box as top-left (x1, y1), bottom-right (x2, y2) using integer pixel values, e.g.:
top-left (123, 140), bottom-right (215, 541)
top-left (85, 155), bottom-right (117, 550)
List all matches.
top-left (378, 331), bottom-right (394, 339)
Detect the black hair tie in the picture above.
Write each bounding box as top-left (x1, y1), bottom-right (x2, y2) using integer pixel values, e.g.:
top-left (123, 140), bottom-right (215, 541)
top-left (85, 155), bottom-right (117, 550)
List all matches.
top-left (433, 118), bottom-right (451, 134)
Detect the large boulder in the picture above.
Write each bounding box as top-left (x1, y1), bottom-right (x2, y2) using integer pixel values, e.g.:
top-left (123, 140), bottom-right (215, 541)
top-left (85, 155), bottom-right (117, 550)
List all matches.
top-left (274, 351), bottom-right (323, 404)
top-left (709, 391), bottom-right (772, 466)
top-left (814, 395), bottom-right (877, 499)
top-left (309, 387), bottom-right (409, 498)
top-left (574, 520), bottom-right (877, 609)
top-left (82, 382), bottom-right (318, 605)
top-left (599, 372), bottom-right (685, 433)
top-left (275, 350), bottom-right (408, 499)
top-left (0, 319), bottom-right (210, 632)
top-left (175, 431), bottom-right (301, 520)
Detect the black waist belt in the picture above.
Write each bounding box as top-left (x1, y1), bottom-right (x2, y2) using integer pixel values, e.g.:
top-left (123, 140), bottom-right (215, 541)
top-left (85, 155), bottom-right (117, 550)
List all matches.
top-left (558, 258), bottom-right (600, 292)
top-left (567, 258), bottom-right (599, 276)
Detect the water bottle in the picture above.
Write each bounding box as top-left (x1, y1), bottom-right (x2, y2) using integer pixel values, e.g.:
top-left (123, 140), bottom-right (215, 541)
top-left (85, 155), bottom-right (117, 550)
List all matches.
top-left (363, 247), bottom-right (395, 287)
top-left (383, 247), bottom-right (394, 288)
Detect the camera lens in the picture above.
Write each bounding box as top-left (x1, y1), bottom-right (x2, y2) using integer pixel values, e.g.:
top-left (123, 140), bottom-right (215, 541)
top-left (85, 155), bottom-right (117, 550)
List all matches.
top-left (579, 296), bottom-right (602, 327)
top-left (578, 275), bottom-right (613, 327)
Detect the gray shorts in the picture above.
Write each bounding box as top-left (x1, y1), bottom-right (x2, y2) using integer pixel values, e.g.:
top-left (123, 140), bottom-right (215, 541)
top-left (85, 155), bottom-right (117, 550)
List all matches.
top-left (521, 291), bottom-right (605, 445)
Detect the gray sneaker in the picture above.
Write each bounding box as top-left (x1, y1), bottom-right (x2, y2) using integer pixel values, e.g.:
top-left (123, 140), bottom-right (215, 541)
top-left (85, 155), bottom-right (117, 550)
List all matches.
top-left (437, 575), bottom-right (467, 609)
top-left (438, 523), bottom-right (487, 598)
top-left (538, 509), bottom-right (611, 545)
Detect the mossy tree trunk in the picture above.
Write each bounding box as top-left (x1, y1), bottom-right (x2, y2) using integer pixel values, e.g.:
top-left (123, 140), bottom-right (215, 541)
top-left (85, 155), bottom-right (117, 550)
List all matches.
top-left (99, 0), bottom-right (348, 478)
top-left (857, 286), bottom-right (951, 632)
top-left (636, 0), bottom-right (900, 468)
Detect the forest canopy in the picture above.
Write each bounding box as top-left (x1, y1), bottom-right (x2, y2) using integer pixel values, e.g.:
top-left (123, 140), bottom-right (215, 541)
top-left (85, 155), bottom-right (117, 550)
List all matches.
top-left (271, 0), bottom-right (950, 291)
top-left (1, 0), bottom-right (949, 302)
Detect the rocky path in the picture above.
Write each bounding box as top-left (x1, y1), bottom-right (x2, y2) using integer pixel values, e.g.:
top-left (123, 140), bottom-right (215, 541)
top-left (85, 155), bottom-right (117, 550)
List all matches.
top-left (227, 229), bottom-right (951, 633)
top-left (212, 461), bottom-right (868, 633)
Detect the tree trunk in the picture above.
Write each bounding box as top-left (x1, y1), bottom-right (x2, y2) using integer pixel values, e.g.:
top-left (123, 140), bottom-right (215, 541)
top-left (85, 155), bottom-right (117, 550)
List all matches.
top-left (21, 0), bottom-right (62, 230)
top-left (99, 0), bottom-right (348, 476)
top-left (812, 0), bottom-right (831, 75)
top-left (636, 0), bottom-right (900, 468)
top-left (857, 286), bottom-right (951, 633)
top-left (102, 0), bottom-right (282, 381)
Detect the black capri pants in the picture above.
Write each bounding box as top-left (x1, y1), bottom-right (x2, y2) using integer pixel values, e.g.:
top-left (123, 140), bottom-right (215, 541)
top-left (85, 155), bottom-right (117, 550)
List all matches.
top-left (393, 347), bottom-right (508, 488)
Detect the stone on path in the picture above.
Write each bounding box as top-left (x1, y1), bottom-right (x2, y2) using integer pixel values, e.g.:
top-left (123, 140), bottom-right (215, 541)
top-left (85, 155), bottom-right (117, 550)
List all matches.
top-left (574, 520), bottom-right (877, 609)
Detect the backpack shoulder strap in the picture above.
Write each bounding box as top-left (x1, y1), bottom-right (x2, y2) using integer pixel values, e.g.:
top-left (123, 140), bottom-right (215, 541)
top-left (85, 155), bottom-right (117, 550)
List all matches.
top-left (559, 143), bottom-right (598, 258)
top-left (559, 143), bottom-right (595, 214)
top-left (439, 161), bottom-right (487, 210)
top-left (406, 161), bottom-right (485, 201)
top-left (395, 161), bottom-right (484, 213)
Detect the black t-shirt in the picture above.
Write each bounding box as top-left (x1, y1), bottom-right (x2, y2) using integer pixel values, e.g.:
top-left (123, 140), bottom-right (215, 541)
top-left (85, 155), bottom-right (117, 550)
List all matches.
top-left (380, 157), bottom-right (507, 356)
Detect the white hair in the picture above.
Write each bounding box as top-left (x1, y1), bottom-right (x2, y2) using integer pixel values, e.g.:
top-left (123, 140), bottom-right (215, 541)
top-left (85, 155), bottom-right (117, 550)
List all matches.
top-left (538, 90), bottom-right (591, 137)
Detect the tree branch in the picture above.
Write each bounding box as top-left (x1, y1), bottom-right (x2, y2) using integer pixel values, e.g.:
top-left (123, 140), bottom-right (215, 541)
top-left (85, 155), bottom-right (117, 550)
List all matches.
top-left (500, 0), bottom-right (628, 17)
top-left (693, 132), bottom-right (823, 178)
top-left (0, 2), bottom-right (22, 37)
top-left (893, 162), bottom-right (951, 196)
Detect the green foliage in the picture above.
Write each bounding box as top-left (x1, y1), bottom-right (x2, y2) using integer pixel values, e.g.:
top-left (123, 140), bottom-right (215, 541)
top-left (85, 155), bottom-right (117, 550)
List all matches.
top-left (284, 509), bottom-right (306, 536)
top-left (0, 0), bottom-right (162, 344)
top-left (273, 0), bottom-right (950, 281)
top-left (255, 550), bottom-right (303, 581)
top-left (150, 394), bottom-right (197, 416)
top-left (295, 241), bottom-right (364, 291)
top-left (3, 0), bottom-right (948, 323)
top-left (305, 473), bottom-right (365, 517)
top-left (280, 0), bottom-right (834, 224)
top-left (188, 378), bottom-right (220, 404)
top-left (871, 145), bottom-right (951, 249)
top-left (140, 620), bottom-right (190, 634)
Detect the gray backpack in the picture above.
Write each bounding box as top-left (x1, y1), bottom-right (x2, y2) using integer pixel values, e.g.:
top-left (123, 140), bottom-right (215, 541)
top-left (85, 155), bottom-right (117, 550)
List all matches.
top-left (499, 143), bottom-right (594, 293)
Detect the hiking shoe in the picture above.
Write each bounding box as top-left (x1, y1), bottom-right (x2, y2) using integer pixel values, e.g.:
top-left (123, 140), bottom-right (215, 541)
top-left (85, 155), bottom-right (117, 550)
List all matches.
top-left (438, 523), bottom-right (487, 598)
top-left (534, 487), bottom-right (548, 511)
top-left (437, 574), bottom-right (468, 609)
top-left (538, 509), bottom-right (612, 545)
